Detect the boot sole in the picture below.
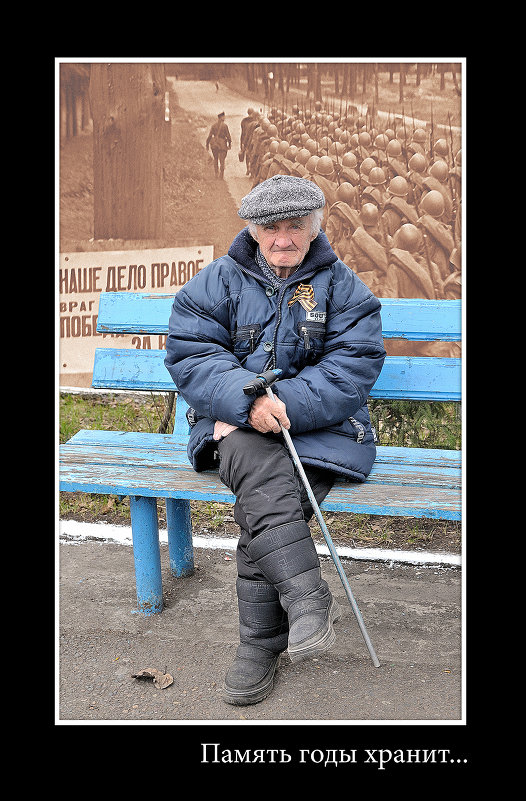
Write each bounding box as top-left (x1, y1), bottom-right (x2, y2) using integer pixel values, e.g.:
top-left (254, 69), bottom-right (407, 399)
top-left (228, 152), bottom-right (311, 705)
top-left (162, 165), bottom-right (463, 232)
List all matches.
top-left (222, 657), bottom-right (279, 706)
top-left (287, 599), bottom-right (342, 664)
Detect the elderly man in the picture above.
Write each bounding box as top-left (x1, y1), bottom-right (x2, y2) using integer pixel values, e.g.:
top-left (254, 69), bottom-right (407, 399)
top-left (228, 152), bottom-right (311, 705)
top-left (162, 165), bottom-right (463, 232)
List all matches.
top-left (164, 175), bottom-right (386, 705)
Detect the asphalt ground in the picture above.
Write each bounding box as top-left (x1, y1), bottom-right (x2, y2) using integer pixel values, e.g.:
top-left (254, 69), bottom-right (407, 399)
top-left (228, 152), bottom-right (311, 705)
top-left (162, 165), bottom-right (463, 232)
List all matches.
top-left (58, 537), bottom-right (463, 721)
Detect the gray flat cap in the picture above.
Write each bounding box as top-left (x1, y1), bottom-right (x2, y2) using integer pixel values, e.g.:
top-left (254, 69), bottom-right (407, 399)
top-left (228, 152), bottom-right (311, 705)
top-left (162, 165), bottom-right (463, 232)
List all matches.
top-left (238, 174), bottom-right (325, 225)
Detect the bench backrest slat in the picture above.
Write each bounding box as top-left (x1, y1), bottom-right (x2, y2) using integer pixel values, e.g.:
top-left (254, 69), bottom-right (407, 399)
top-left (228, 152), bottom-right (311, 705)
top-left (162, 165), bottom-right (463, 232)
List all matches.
top-left (97, 293), bottom-right (461, 341)
top-left (92, 348), bottom-right (461, 402)
top-left (92, 293), bottom-right (462, 421)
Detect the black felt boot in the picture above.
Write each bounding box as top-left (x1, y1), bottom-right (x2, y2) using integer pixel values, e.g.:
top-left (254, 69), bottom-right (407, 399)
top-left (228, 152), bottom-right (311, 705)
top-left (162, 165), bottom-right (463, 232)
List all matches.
top-left (246, 520), bottom-right (341, 663)
top-left (223, 578), bottom-right (289, 705)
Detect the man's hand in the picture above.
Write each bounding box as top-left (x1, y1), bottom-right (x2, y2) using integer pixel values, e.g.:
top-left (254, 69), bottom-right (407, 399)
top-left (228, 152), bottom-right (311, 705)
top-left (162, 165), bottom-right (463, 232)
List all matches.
top-left (213, 421), bottom-right (238, 441)
top-left (248, 395), bottom-right (290, 434)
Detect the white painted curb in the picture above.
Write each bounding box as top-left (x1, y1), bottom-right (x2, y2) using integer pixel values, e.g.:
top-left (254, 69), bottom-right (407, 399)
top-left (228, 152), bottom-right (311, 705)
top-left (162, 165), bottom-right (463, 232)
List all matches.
top-left (59, 519), bottom-right (461, 568)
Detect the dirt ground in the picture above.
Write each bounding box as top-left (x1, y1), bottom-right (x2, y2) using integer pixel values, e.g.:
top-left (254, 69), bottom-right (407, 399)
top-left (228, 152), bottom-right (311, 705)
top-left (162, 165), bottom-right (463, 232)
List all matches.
top-left (59, 84), bottom-right (461, 557)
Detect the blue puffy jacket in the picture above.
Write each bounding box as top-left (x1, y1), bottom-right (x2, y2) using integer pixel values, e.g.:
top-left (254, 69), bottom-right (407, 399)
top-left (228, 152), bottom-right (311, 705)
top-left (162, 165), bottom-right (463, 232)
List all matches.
top-left (164, 227), bottom-right (386, 481)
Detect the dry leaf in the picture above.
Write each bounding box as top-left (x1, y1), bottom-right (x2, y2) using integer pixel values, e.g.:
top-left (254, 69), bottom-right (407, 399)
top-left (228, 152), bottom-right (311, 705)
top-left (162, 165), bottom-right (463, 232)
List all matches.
top-left (131, 667), bottom-right (174, 689)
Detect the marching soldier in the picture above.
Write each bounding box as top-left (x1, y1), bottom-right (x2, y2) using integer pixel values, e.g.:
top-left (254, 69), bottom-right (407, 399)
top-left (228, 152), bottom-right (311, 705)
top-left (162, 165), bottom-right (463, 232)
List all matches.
top-left (206, 111), bottom-right (232, 179)
top-left (383, 138), bottom-right (409, 181)
top-left (383, 223), bottom-right (439, 299)
top-left (361, 166), bottom-right (389, 209)
top-left (347, 203), bottom-right (389, 293)
top-left (311, 156), bottom-right (339, 227)
top-left (324, 183), bottom-right (361, 262)
top-left (240, 108), bottom-right (257, 171)
top-left (422, 160), bottom-right (454, 224)
top-left (406, 152), bottom-right (428, 206)
top-left (417, 190), bottom-right (455, 284)
top-left (381, 176), bottom-right (419, 237)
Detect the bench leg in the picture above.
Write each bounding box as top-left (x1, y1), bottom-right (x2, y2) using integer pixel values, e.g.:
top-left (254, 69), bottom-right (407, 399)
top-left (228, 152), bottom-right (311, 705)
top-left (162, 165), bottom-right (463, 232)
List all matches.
top-left (129, 495), bottom-right (164, 615)
top-left (166, 498), bottom-right (195, 577)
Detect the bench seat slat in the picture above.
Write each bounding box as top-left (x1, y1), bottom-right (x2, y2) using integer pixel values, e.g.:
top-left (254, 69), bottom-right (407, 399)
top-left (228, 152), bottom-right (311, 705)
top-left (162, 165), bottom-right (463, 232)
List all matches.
top-left (60, 458), bottom-right (460, 520)
top-left (60, 430), bottom-right (461, 520)
top-left (60, 441), bottom-right (460, 489)
top-left (65, 429), bottom-right (461, 471)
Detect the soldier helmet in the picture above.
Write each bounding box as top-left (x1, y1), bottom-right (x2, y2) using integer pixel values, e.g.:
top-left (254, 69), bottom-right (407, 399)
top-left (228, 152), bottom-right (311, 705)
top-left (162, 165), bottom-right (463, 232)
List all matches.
top-left (360, 157), bottom-right (376, 176)
top-left (368, 166), bottom-right (386, 185)
top-left (269, 139), bottom-right (280, 153)
top-left (358, 131), bottom-right (372, 147)
top-left (349, 133), bottom-right (360, 148)
top-left (278, 139), bottom-right (290, 154)
top-left (336, 182), bottom-right (357, 205)
top-left (434, 138), bottom-right (449, 157)
top-left (342, 151), bottom-right (357, 169)
top-left (285, 145), bottom-right (299, 161)
top-left (305, 138), bottom-right (318, 154)
top-left (374, 133), bottom-right (389, 150)
top-left (329, 141), bottom-right (345, 157)
top-left (384, 128), bottom-right (395, 140)
top-left (296, 148), bottom-right (312, 165)
top-left (408, 152), bottom-right (427, 173)
top-left (393, 223), bottom-right (422, 253)
top-left (386, 138), bottom-right (403, 157)
top-left (429, 160), bottom-right (449, 182)
top-left (319, 135), bottom-right (332, 150)
top-left (412, 128), bottom-right (427, 144)
top-left (339, 130), bottom-right (351, 144)
top-left (316, 155), bottom-right (336, 176)
top-left (419, 189), bottom-right (445, 218)
top-left (305, 154), bottom-right (320, 173)
top-left (267, 124), bottom-right (278, 137)
top-left (360, 203), bottom-right (379, 226)
top-left (388, 176), bottom-right (409, 197)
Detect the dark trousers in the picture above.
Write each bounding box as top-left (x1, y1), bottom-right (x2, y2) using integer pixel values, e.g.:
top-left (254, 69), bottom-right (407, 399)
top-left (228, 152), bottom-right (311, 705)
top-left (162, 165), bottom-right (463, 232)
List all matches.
top-left (211, 146), bottom-right (227, 176)
top-left (217, 429), bottom-right (335, 581)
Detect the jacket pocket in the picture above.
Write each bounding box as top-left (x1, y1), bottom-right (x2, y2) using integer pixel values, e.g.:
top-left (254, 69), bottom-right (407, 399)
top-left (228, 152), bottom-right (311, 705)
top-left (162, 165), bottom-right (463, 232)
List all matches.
top-left (232, 323), bottom-right (261, 355)
top-left (297, 320), bottom-right (326, 351)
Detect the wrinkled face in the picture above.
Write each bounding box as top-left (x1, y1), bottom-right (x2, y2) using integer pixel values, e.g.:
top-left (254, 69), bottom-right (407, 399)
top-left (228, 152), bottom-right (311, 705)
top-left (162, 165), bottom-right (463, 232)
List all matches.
top-left (253, 217), bottom-right (317, 275)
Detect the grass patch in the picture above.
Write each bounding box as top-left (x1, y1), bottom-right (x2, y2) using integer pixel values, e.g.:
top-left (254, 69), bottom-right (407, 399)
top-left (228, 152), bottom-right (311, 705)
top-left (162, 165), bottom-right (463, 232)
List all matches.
top-left (59, 392), bottom-right (172, 443)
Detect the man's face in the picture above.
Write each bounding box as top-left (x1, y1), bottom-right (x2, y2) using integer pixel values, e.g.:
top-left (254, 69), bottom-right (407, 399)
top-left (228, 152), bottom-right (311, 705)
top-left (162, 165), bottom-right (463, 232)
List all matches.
top-left (254, 217), bottom-right (316, 274)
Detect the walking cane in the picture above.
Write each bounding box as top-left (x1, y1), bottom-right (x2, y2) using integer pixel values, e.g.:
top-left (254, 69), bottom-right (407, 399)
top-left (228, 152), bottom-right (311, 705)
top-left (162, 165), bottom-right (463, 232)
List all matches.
top-left (243, 369), bottom-right (381, 668)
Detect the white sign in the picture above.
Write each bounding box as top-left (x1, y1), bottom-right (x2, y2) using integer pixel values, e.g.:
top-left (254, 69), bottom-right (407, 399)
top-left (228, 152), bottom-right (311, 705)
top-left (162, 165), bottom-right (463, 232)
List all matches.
top-left (59, 245), bottom-right (213, 386)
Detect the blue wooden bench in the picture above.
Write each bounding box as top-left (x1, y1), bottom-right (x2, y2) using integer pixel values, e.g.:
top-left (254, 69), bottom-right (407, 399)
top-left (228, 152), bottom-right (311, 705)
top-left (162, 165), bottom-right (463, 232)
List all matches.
top-left (59, 292), bottom-right (461, 615)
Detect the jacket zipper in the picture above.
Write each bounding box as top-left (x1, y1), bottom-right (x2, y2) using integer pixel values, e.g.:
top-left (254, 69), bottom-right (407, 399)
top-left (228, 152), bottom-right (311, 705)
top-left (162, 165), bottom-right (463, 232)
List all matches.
top-left (298, 322), bottom-right (326, 350)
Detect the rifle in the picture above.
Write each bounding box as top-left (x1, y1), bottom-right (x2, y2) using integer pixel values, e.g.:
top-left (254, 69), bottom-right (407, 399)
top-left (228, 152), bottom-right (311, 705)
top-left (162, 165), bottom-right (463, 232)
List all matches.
top-left (402, 107), bottom-right (409, 171)
top-left (429, 103), bottom-right (434, 161)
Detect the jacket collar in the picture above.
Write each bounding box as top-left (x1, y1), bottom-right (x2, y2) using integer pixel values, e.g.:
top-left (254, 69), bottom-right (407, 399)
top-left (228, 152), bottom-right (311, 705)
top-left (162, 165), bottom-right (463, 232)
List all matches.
top-left (227, 226), bottom-right (338, 282)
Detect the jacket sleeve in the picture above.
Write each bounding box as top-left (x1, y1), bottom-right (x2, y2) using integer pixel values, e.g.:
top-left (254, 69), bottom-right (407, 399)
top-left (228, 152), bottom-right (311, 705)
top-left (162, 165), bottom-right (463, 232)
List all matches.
top-left (164, 267), bottom-right (256, 427)
top-left (272, 269), bottom-right (386, 434)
